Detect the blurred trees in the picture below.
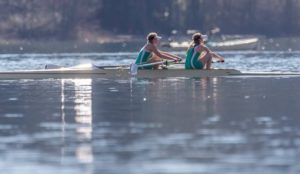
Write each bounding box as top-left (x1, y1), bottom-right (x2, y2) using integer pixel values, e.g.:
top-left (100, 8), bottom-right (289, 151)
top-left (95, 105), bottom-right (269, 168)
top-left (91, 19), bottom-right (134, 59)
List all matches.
top-left (0, 0), bottom-right (300, 40)
top-left (0, 0), bottom-right (101, 40)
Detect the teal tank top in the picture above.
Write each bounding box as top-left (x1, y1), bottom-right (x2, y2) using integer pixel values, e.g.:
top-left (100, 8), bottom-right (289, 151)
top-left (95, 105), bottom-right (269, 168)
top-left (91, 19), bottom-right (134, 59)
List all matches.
top-left (135, 46), bottom-right (153, 69)
top-left (135, 47), bottom-right (152, 65)
top-left (185, 46), bottom-right (203, 69)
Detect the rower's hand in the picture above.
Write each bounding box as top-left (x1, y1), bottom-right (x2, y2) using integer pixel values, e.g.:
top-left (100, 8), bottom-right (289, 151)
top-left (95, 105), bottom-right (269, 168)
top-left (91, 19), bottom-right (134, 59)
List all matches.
top-left (217, 58), bottom-right (225, 63)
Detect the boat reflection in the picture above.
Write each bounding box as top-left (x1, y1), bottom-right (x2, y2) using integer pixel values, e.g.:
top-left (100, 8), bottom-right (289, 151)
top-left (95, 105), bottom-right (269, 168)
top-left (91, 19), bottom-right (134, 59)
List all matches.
top-left (123, 77), bottom-right (223, 130)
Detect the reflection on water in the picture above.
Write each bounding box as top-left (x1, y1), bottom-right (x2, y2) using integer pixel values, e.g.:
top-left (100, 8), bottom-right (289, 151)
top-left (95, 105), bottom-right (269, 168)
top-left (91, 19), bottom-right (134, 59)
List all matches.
top-left (1, 77), bottom-right (300, 174)
top-left (61, 79), bottom-right (94, 172)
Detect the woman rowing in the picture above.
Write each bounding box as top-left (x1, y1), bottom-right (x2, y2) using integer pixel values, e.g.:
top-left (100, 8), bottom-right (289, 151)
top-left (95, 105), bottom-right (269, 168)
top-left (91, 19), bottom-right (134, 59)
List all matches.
top-left (185, 33), bottom-right (224, 70)
top-left (135, 32), bottom-right (182, 69)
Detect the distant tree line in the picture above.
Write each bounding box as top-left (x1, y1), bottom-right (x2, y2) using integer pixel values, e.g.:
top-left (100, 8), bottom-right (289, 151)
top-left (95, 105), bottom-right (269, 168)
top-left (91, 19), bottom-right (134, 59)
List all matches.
top-left (0, 0), bottom-right (299, 40)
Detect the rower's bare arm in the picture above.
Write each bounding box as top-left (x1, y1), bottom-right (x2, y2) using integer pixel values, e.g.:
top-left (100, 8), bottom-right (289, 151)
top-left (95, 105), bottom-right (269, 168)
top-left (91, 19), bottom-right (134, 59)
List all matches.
top-left (203, 46), bottom-right (225, 61)
top-left (161, 51), bottom-right (182, 61)
top-left (211, 52), bottom-right (224, 60)
top-left (151, 46), bottom-right (177, 61)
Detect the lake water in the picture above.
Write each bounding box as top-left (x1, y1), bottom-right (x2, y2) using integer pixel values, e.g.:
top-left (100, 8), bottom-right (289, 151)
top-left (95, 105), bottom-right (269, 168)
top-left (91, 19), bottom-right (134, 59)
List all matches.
top-left (1, 51), bottom-right (300, 174)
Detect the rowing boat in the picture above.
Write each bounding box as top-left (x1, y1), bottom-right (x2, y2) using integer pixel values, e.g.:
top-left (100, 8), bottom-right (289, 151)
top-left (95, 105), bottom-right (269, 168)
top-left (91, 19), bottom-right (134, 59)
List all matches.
top-left (0, 65), bottom-right (300, 80)
top-left (0, 68), bottom-right (241, 79)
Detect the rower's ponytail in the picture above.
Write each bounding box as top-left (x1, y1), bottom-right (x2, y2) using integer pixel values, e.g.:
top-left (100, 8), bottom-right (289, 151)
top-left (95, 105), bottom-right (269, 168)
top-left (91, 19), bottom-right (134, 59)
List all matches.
top-left (192, 32), bottom-right (203, 48)
top-left (193, 38), bottom-right (200, 46)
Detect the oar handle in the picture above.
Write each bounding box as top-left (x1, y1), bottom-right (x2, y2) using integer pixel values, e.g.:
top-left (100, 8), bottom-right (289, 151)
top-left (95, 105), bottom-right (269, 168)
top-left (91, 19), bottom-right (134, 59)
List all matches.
top-left (164, 59), bottom-right (179, 66)
top-left (212, 60), bottom-right (225, 63)
top-left (130, 60), bottom-right (172, 75)
top-left (169, 60), bottom-right (225, 64)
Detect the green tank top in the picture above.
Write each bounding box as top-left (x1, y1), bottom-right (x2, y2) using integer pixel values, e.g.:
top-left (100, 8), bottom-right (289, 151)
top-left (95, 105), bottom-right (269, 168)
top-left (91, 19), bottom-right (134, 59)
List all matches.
top-left (135, 47), bottom-right (152, 65)
top-left (185, 46), bottom-right (203, 69)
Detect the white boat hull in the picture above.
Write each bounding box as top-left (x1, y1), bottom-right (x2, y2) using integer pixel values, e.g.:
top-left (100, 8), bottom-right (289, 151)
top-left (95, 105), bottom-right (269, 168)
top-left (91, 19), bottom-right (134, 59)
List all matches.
top-left (0, 67), bottom-right (300, 80)
top-left (0, 68), bottom-right (242, 79)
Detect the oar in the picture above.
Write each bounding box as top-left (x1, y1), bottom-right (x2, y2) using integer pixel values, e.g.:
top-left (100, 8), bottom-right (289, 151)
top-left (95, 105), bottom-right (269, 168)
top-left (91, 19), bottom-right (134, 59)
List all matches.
top-left (93, 64), bottom-right (130, 69)
top-left (45, 63), bottom-right (131, 70)
top-left (45, 59), bottom-right (223, 71)
top-left (45, 60), bottom-right (177, 72)
top-left (166, 59), bottom-right (224, 65)
top-left (213, 60), bottom-right (225, 63)
top-left (130, 60), bottom-right (178, 75)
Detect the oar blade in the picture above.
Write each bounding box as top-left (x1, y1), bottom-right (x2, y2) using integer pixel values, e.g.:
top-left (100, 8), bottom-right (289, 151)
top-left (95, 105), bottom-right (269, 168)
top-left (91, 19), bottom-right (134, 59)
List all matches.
top-left (130, 64), bottom-right (138, 76)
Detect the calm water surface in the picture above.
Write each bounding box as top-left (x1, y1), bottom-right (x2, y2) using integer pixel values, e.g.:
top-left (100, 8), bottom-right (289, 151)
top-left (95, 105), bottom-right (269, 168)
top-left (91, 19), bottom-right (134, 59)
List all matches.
top-left (1, 51), bottom-right (300, 174)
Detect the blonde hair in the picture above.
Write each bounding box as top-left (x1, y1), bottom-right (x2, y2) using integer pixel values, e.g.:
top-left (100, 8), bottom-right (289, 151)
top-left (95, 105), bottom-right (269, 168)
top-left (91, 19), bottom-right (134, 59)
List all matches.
top-left (147, 32), bottom-right (158, 43)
